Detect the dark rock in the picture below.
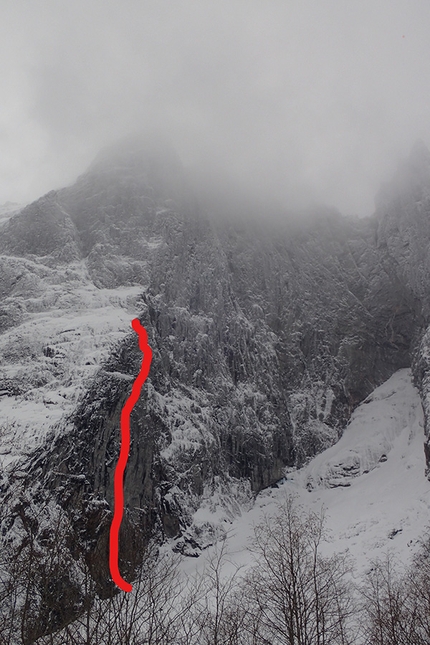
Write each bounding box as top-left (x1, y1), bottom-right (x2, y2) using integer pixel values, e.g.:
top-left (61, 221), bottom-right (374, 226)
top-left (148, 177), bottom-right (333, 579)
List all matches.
top-left (2, 137), bottom-right (430, 625)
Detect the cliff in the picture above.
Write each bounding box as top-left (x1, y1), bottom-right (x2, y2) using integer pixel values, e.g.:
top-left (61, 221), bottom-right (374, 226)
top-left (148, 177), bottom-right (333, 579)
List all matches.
top-left (1, 138), bottom-right (430, 629)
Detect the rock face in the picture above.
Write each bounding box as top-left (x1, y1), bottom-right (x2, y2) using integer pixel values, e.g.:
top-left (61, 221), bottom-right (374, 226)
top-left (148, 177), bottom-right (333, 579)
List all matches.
top-left (1, 137), bottom-right (430, 623)
top-left (374, 141), bottom-right (430, 473)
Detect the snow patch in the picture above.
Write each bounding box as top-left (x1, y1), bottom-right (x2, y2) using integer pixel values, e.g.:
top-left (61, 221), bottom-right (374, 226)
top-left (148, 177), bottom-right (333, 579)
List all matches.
top-left (179, 369), bottom-right (430, 580)
top-left (0, 256), bottom-right (145, 470)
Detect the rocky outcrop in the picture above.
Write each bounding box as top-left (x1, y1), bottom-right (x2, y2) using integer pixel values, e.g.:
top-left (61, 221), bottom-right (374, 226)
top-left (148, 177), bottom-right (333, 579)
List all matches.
top-left (0, 191), bottom-right (81, 263)
top-left (374, 141), bottom-right (430, 475)
top-left (2, 137), bottom-right (430, 612)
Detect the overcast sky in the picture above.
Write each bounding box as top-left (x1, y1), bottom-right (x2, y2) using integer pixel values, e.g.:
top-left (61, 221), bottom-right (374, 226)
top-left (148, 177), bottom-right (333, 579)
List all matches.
top-left (1, 0), bottom-right (430, 216)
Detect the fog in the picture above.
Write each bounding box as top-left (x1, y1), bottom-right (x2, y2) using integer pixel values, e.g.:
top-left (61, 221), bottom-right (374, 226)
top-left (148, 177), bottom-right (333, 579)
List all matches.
top-left (1, 0), bottom-right (430, 217)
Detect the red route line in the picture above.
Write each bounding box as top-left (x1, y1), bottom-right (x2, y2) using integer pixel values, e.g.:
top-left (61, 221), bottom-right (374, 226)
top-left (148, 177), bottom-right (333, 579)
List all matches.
top-left (109, 318), bottom-right (153, 593)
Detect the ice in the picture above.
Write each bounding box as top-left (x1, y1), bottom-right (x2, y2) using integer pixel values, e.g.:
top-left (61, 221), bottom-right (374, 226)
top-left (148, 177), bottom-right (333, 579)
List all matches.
top-left (0, 257), bottom-right (144, 470)
top-left (179, 369), bottom-right (430, 580)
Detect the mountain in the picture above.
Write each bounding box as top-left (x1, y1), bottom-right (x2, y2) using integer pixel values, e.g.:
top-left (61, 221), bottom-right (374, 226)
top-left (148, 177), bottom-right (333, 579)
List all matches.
top-left (1, 137), bottom-right (430, 636)
top-left (180, 368), bottom-right (430, 580)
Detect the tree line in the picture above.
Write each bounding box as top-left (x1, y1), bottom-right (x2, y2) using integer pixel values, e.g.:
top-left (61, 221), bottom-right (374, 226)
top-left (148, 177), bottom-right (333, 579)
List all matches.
top-left (1, 494), bottom-right (429, 644)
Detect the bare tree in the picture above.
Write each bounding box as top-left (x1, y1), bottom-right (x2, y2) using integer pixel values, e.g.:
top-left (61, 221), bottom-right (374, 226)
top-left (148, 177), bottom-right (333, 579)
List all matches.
top-left (178, 539), bottom-right (248, 645)
top-left (242, 495), bottom-right (355, 645)
top-left (405, 535), bottom-right (430, 644)
top-left (361, 537), bottom-right (430, 645)
top-left (35, 540), bottom-right (197, 645)
top-left (0, 494), bottom-right (71, 645)
top-left (359, 552), bottom-right (424, 645)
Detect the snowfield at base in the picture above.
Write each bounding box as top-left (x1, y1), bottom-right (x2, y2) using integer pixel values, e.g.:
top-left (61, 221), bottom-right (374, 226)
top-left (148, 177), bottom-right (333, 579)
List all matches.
top-left (180, 369), bottom-right (430, 579)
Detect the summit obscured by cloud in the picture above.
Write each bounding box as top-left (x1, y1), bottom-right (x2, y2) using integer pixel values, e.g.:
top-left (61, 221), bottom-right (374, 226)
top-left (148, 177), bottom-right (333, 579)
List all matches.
top-left (1, 0), bottom-right (430, 217)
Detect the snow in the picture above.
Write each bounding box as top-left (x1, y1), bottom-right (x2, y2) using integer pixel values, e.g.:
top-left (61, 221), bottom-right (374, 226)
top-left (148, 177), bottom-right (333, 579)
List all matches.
top-left (2, 264), bottom-right (428, 584)
top-left (179, 369), bottom-right (430, 579)
top-left (156, 387), bottom-right (214, 463)
top-left (0, 257), bottom-right (144, 470)
top-left (304, 369), bottom-right (421, 488)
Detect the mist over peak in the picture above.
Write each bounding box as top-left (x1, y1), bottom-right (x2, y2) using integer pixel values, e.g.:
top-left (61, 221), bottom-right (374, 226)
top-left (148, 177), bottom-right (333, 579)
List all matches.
top-left (80, 136), bottom-right (430, 227)
top-left (375, 139), bottom-right (430, 212)
top-left (408, 138), bottom-right (430, 176)
top-left (3, 4), bottom-right (430, 636)
top-left (87, 133), bottom-right (183, 177)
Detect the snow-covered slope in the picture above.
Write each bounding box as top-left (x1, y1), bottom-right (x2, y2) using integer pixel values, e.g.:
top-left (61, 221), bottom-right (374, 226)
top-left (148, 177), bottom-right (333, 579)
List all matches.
top-left (21, 369), bottom-right (427, 644)
top-left (181, 369), bottom-right (430, 578)
top-left (304, 368), bottom-right (422, 489)
top-left (2, 140), bottom-right (430, 639)
top-left (0, 256), bottom-right (144, 469)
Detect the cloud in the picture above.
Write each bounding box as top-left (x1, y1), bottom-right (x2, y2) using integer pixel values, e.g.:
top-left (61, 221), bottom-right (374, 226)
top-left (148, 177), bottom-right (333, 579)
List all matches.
top-left (1, 0), bottom-right (430, 216)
